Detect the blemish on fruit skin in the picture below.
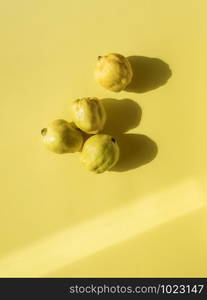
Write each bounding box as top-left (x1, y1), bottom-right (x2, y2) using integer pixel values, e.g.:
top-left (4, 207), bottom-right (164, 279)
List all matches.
top-left (41, 128), bottom-right (47, 136)
top-left (111, 138), bottom-right (116, 143)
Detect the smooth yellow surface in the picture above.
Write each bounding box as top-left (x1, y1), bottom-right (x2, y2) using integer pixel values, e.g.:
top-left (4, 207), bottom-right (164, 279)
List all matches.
top-left (0, 0), bottom-right (207, 277)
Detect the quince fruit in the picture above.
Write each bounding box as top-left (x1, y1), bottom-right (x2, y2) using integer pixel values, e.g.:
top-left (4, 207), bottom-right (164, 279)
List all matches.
top-left (94, 53), bottom-right (133, 92)
top-left (80, 134), bottom-right (119, 173)
top-left (70, 97), bottom-right (106, 134)
top-left (41, 119), bottom-right (83, 154)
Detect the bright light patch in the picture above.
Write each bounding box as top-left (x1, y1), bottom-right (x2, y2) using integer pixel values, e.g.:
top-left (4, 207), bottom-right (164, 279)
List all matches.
top-left (0, 179), bottom-right (205, 277)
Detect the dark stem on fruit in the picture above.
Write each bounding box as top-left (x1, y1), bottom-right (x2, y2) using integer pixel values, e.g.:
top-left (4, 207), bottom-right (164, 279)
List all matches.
top-left (111, 138), bottom-right (116, 143)
top-left (97, 56), bottom-right (102, 60)
top-left (41, 128), bottom-right (47, 136)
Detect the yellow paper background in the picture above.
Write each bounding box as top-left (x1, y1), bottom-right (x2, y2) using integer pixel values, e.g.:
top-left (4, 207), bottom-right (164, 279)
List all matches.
top-left (0, 0), bottom-right (207, 277)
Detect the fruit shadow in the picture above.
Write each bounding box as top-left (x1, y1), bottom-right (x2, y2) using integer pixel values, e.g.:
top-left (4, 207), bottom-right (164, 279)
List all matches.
top-left (101, 98), bottom-right (158, 172)
top-left (111, 134), bottom-right (158, 172)
top-left (101, 98), bottom-right (142, 136)
top-left (125, 56), bottom-right (172, 93)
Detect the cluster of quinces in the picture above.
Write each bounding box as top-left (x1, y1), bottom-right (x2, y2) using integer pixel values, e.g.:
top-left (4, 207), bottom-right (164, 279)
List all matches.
top-left (41, 53), bottom-right (133, 174)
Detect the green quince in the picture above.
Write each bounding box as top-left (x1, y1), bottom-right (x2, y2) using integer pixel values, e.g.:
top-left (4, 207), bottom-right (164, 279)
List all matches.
top-left (70, 97), bottom-right (106, 134)
top-left (94, 53), bottom-right (133, 92)
top-left (80, 134), bottom-right (119, 173)
top-left (41, 119), bottom-right (83, 154)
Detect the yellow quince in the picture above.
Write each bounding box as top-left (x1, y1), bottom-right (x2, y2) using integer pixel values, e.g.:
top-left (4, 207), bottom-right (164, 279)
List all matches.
top-left (70, 97), bottom-right (106, 134)
top-left (94, 53), bottom-right (133, 92)
top-left (41, 119), bottom-right (83, 154)
top-left (80, 134), bottom-right (120, 173)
